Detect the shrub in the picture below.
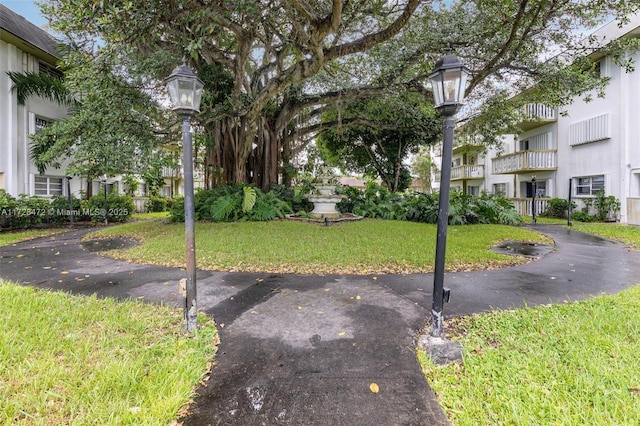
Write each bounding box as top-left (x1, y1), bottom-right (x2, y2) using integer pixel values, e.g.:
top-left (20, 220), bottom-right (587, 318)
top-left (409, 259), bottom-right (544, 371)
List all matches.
top-left (271, 183), bottom-right (313, 213)
top-left (170, 185), bottom-right (293, 223)
top-left (169, 197), bottom-right (185, 222)
top-left (337, 182), bottom-right (405, 219)
top-left (577, 190), bottom-right (621, 222)
top-left (0, 190), bottom-right (17, 229)
top-left (247, 191), bottom-right (292, 221)
top-left (8, 194), bottom-right (51, 229)
top-left (472, 193), bottom-right (523, 225)
top-left (591, 189), bottom-right (620, 222)
top-left (449, 190), bottom-right (476, 225)
top-left (543, 198), bottom-right (575, 219)
top-left (86, 193), bottom-right (134, 223)
top-left (147, 196), bottom-right (168, 213)
top-left (49, 195), bottom-right (82, 224)
top-left (570, 210), bottom-right (596, 222)
top-left (405, 192), bottom-right (439, 223)
top-left (209, 192), bottom-right (242, 221)
top-left (336, 185), bottom-right (365, 214)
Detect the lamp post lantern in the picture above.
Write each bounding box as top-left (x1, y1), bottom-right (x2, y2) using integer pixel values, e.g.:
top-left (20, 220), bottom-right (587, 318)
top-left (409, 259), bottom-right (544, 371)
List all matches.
top-left (428, 53), bottom-right (469, 338)
top-left (166, 59), bottom-right (204, 333)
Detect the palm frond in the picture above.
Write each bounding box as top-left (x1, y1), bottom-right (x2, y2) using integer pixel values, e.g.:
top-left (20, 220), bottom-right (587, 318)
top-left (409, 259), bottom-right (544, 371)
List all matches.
top-left (7, 71), bottom-right (77, 108)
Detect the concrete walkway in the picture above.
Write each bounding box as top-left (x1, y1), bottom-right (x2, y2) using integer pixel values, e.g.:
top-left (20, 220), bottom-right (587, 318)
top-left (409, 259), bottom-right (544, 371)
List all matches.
top-left (2, 224), bottom-right (640, 425)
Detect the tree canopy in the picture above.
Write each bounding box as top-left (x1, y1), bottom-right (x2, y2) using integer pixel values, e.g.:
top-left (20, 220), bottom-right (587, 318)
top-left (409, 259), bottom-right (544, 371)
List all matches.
top-left (35, 0), bottom-right (640, 190)
top-left (317, 92), bottom-right (441, 192)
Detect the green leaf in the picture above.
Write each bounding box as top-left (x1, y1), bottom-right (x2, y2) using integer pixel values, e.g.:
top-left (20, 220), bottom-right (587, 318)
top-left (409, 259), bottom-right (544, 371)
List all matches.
top-left (242, 186), bottom-right (257, 213)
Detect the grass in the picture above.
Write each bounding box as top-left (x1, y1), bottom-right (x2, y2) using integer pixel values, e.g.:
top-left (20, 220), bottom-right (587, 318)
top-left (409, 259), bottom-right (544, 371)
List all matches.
top-left (0, 228), bottom-right (68, 246)
top-left (85, 220), bottom-right (552, 274)
top-left (132, 211), bottom-right (171, 221)
top-left (569, 222), bottom-right (640, 249)
top-left (0, 280), bottom-right (218, 425)
top-left (418, 221), bottom-right (640, 425)
top-left (419, 287), bottom-right (640, 425)
top-left (529, 216), bottom-right (569, 225)
top-left (7, 218), bottom-right (637, 424)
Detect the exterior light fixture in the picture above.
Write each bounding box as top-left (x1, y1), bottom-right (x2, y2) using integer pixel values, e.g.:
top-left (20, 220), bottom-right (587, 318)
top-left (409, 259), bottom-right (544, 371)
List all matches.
top-left (429, 52), bottom-right (469, 337)
top-left (166, 59), bottom-right (204, 333)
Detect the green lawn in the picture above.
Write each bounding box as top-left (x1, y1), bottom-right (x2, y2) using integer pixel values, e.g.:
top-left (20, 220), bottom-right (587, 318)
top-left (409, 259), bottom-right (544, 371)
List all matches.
top-left (0, 280), bottom-right (217, 425)
top-left (570, 222), bottom-right (640, 249)
top-left (0, 228), bottom-right (67, 246)
top-left (419, 222), bottom-right (640, 425)
top-left (85, 220), bottom-right (552, 274)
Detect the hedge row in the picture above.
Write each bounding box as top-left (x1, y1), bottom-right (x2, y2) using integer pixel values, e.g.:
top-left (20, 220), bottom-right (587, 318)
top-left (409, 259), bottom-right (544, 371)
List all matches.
top-left (0, 190), bottom-right (134, 229)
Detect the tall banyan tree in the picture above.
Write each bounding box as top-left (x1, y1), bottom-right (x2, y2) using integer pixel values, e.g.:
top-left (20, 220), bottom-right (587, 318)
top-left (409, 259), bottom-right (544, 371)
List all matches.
top-left (38, 0), bottom-right (639, 191)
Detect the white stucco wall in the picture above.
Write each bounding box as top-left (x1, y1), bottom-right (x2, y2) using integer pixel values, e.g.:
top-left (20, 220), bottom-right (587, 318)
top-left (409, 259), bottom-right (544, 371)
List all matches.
top-left (554, 51), bottom-right (640, 223)
top-left (0, 39), bottom-right (75, 198)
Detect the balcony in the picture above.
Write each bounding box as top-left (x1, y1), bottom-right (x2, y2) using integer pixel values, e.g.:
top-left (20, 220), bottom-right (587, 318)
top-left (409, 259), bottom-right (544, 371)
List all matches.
top-left (451, 164), bottom-right (484, 181)
top-left (162, 166), bottom-right (180, 178)
top-left (518, 103), bottom-right (557, 131)
top-left (492, 150), bottom-right (557, 174)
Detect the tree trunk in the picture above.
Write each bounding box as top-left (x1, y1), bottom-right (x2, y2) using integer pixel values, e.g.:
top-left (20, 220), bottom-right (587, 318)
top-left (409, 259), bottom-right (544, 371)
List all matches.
top-left (85, 177), bottom-right (93, 199)
top-left (202, 113), bottom-right (284, 192)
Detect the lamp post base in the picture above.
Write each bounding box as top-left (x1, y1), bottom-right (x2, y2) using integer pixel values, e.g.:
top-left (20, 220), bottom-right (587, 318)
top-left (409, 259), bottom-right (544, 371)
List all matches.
top-left (417, 334), bottom-right (463, 365)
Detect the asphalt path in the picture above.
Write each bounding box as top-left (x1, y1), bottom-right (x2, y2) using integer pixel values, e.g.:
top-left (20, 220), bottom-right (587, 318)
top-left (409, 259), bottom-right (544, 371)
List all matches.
top-left (2, 224), bottom-right (640, 425)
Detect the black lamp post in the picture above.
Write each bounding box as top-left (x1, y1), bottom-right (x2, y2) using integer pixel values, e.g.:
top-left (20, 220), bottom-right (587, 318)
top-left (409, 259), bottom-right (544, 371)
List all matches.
top-left (101, 174), bottom-right (108, 225)
top-left (65, 176), bottom-right (73, 226)
top-left (531, 176), bottom-right (537, 224)
top-left (428, 53), bottom-right (470, 338)
top-left (166, 59), bottom-right (204, 333)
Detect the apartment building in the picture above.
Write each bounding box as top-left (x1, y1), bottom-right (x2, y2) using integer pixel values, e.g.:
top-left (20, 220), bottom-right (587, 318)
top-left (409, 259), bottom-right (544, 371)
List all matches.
top-left (0, 4), bottom-right (79, 198)
top-left (438, 16), bottom-right (640, 225)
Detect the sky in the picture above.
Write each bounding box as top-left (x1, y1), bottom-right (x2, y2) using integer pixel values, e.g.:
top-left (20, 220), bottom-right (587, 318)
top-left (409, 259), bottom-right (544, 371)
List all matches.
top-left (1, 0), bottom-right (48, 29)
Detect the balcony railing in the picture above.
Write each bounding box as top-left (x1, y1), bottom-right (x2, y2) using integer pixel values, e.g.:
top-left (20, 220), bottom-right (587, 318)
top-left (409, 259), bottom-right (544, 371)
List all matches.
top-left (492, 150), bottom-right (557, 174)
top-left (511, 198), bottom-right (550, 217)
top-left (519, 103), bottom-right (557, 130)
top-left (451, 165), bottom-right (484, 181)
top-left (523, 104), bottom-right (556, 121)
top-left (162, 166), bottom-right (180, 178)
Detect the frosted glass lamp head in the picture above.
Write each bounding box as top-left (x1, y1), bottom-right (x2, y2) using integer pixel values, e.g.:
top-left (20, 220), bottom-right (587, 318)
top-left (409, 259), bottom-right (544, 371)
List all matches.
top-left (166, 59), bottom-right (204, 117)
top-left (428, 53), bottom-right (469, 116)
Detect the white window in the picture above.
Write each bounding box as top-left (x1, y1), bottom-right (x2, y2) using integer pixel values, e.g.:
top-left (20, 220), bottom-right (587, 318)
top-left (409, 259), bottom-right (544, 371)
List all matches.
top-left (35, 116), bottom-right (53, 133)
top-left (575, 175), bottom-right (605, 196)
top-left (493, 183), bottom-right (508, 196)
top-left (35, 176), bottom-right (63, 196)
top-left (467, 185), bottom-right (480, 196)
